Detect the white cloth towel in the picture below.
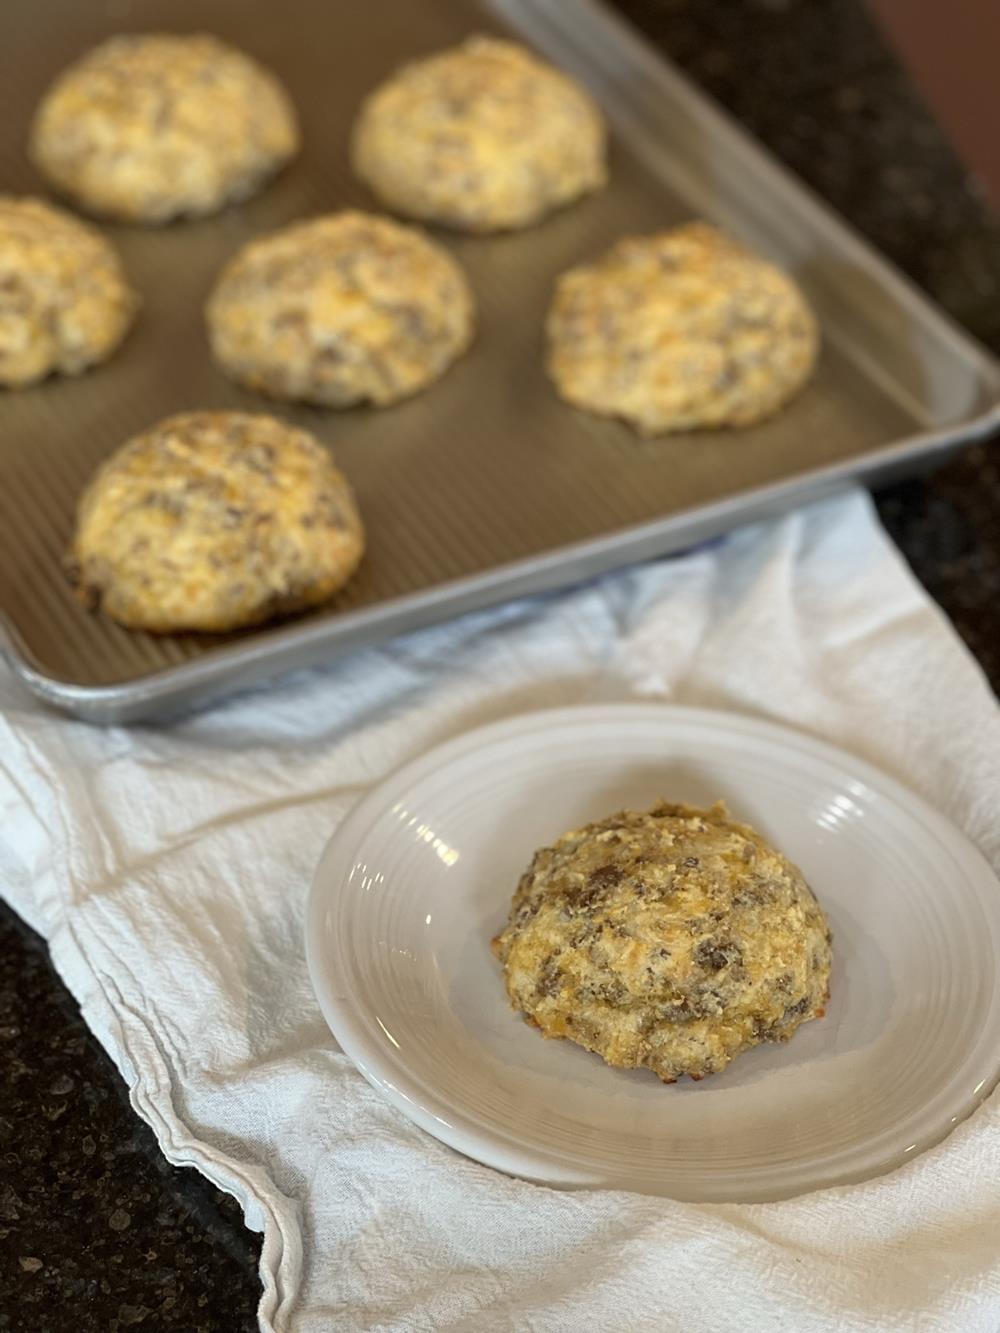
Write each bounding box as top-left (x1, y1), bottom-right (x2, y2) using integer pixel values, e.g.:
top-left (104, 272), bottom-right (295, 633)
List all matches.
top-left (3, 489), bottom-right (1000, 1333)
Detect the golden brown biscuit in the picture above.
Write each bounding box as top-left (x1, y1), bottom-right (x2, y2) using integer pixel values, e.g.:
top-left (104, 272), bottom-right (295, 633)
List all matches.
top-left (30, 34), bottom-right (298, 223)
top-left (0, 196), bottom-right (136, 388)
top-left (547, 222), bottom-right (819, 435)
top-left (67, 411), bottom-right (364, 633)
top-left (206, 211), bottom-right (474, 408)
top-left (351, 36), bottom-right (607, 232)
top-left (493, 800), bottom-right (831, 1083)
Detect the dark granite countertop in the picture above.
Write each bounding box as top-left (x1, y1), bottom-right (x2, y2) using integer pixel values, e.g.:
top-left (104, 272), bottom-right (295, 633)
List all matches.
top-left (2, 2), bottom-right (997, 1329)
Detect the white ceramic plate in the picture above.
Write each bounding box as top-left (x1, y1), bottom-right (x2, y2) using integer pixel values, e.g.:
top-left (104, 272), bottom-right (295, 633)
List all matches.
top-left (306, 704), bottom-right (1000, 1202)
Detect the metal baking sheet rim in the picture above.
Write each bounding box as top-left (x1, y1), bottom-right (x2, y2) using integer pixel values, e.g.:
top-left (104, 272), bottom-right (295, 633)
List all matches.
top-left (6, 411), bottom-right (999, 724)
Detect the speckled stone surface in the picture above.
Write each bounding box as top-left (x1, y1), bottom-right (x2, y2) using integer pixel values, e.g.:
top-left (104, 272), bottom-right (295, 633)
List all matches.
top-left (0, 905), bottom-right (260, 1332)
top-left (1, 3), bottom-right (998, 1328)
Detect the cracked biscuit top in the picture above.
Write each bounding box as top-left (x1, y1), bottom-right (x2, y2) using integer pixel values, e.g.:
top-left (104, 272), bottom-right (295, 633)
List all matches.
top-left (493, 800), bottom-right (831, 1083)
top-left (67, 411), bottom-right (364, 634)
top-left (0, 196), bottom-right (136, 387)
top-left (546, 222), bottom-right (818, 435)
top-left (206, 210), bottom-right (474, 408)
top-left (351, 36), bottom-right (607, 232)
top-left (30, 34), bottom-right (299, 223)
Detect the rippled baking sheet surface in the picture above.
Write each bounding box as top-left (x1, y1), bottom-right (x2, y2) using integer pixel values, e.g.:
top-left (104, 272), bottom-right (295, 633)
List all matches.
top-left (1, 0), bottom-right (996, 719)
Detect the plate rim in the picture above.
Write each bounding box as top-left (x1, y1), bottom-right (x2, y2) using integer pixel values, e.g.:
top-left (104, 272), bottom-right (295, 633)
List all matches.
top-left (305, 702), bottom-right (1000, 1201)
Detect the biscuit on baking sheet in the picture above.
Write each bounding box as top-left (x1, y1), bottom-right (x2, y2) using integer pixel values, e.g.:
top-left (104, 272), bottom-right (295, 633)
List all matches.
top-left (546, 222), bottom-right (819, 435)
top-left (30, 34), bottom-right (298, 223)
top-left (351, 36), bottom-right (607, 232)
top-left (0, 196), bottom-right (136, 388)
top-left (492, 800), bottom-right (831, 1083)
top-left (206, 210), bottom-right (474, 408)
top-left (67, 412), bottom-right (364, 634)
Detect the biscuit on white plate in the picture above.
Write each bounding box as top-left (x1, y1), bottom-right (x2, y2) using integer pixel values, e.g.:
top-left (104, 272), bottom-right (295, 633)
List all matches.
top-left (493, 800), bottom-right (831, 1083)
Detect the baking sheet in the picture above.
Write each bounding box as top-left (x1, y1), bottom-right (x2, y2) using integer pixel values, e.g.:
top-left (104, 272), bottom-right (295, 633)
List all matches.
top-left (1, 0), bottom-right (997, 721)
